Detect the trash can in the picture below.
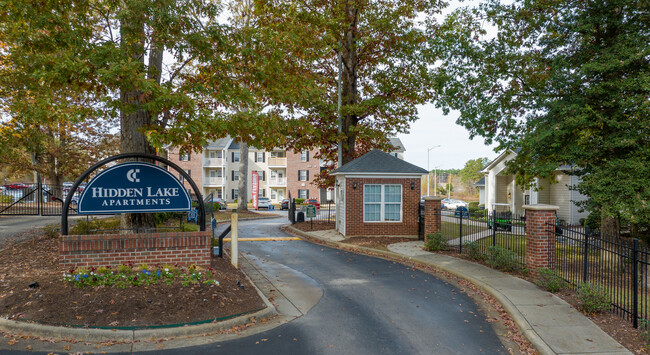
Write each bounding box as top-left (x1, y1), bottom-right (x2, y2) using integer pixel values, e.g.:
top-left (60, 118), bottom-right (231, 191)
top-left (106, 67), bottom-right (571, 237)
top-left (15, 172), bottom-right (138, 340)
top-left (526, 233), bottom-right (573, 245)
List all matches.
top-left (297, 211), bottom-right (305, 223)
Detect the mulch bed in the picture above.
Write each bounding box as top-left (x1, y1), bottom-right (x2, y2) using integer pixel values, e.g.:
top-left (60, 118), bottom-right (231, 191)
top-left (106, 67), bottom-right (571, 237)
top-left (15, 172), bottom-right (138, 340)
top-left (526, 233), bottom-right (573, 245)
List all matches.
top-left (342, 237), bottom-right (419, 251)
top-left (0, 234), bottom-right (266, 328)
top-left (292, 221), bottom-right (335, 232)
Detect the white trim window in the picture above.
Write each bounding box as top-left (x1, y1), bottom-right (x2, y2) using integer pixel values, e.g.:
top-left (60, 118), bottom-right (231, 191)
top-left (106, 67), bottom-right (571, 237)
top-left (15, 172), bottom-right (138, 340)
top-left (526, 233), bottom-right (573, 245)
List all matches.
top-left (363, 184), bottom-right (402, 222)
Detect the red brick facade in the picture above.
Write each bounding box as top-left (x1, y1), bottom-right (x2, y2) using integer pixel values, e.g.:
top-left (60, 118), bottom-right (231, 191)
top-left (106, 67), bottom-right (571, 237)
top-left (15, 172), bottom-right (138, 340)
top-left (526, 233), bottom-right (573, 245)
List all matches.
top-left (524, 205), bottom-right (559, 276)
top-left (345, 177), bottom-right (421, 236)
top-left (168, 147), bottom-right (203, 197)
top-left (286, 149), bottom-right (320, 200)
top-left (59, 231), bottom-right (211, 269)
top-left (423, 197), bottom-right (443, 236)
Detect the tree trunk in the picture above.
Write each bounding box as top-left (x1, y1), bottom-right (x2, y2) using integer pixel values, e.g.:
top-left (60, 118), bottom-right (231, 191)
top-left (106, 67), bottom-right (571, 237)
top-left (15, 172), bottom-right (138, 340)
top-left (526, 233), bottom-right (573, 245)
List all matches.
top-left (119, 4), bottom-right (156, 231)
top-left (237, 142), bottom-right (249, 212)
top-left (340, 6), bottom-right (359, 166)
top-left (601, 215), bottom-right (620, 237)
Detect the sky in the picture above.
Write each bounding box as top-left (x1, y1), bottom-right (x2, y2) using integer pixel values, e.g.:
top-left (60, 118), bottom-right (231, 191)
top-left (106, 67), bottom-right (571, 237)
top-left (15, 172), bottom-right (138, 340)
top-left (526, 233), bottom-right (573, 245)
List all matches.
top-left (396, 105), bottom-right (499, 171)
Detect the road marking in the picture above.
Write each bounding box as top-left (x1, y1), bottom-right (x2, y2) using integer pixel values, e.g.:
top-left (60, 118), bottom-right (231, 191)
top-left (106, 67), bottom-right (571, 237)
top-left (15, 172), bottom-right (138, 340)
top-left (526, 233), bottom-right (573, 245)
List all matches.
top-left (222, 237), bottom-right (301, 242)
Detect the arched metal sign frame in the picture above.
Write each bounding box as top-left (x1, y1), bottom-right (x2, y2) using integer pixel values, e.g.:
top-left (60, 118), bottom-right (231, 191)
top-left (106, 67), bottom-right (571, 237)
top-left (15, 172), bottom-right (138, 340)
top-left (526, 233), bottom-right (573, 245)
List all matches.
top-left (61, 153), bottom-right (205, 235)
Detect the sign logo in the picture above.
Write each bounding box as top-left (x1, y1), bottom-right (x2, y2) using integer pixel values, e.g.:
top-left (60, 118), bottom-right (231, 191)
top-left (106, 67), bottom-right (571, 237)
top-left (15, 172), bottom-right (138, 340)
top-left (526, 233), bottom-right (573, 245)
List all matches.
top-left (77, 162), bottom-right (192, 214)
top-left (126, 169), bottom-right (140, 183)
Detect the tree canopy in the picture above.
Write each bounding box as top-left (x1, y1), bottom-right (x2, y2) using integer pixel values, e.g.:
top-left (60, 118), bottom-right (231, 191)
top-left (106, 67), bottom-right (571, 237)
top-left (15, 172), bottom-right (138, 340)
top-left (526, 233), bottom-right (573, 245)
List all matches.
top-left (432, 0), bottom-right (650, 232)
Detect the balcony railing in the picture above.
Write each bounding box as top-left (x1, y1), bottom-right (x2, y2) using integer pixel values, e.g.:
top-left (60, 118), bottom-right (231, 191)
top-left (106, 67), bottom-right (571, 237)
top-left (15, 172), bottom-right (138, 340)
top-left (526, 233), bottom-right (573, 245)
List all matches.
top-left (204, 158), bottom-right (224, 167)
top-left (268, 157), bottom-right (287, 167)
top-left (269, 178), bottom-right (287, 186)
top-left (204, 177), bottom-right (224, 186)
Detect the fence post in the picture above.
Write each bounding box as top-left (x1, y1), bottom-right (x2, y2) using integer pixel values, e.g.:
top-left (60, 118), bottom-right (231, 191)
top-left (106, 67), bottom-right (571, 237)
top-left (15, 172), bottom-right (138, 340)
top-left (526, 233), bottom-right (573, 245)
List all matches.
top-left (583, 233), bottom-right (589, 283)
top-left (523, 204), bottom-right (559, 278)
top-left (492, 211), bottom-right (496, 247)
top-left (459, 210), bottom-right (463, 254)
top-left (423, 197), bottom-right (443, 237)
top-left (633, 238), bottom-right (639, 329)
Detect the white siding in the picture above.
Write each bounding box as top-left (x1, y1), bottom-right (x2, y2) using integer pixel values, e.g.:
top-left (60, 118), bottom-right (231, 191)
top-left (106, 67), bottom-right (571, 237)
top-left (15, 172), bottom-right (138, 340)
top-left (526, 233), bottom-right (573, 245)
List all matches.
top-left (550, 172), bottom-right (571, 224)
top-left (496, 176), bottom-right (509, 204)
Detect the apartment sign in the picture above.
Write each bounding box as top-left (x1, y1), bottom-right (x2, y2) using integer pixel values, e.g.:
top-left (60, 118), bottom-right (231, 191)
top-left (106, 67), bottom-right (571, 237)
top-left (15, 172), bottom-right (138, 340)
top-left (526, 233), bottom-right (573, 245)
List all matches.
top-left (77, 162), bottom-right (192, 214)
top-left (252, 171), bottom-right (259, 210)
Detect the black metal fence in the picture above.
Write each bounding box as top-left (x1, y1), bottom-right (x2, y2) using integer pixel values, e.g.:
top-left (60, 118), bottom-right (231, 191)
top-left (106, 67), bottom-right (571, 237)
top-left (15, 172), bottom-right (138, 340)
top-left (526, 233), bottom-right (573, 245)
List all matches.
top-left (434, 209), bottom-right (527, 267)
top-left (290, 200), bottom-right (335, 228)
top-left (553, 225), bottom-right (649, 328)
top-left (1, 183), bottom-right (80, 216)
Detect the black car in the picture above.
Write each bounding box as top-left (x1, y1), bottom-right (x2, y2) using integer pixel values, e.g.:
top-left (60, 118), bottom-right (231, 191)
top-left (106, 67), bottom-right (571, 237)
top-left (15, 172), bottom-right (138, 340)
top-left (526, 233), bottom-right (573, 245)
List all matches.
top-left (280, 199), bottom-right (290, 210)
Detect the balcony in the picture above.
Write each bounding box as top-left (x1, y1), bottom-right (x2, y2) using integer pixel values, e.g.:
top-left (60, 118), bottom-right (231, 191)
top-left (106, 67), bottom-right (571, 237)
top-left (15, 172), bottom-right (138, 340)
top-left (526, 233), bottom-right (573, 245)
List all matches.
top-left (204, 177), bottom-right (224, 186)
top-left (204, 158), bottom-right (224, 167)
top-left (268, 157), bottom-right (287, 167)
top-left (268, 178), bottom-right (287, 187)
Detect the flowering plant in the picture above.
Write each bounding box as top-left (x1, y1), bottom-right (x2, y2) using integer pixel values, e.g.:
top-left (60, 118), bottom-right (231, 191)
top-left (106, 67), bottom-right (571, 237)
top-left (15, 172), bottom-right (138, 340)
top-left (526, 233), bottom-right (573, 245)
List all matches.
top-left (62, 264), bottom-right (219, 288)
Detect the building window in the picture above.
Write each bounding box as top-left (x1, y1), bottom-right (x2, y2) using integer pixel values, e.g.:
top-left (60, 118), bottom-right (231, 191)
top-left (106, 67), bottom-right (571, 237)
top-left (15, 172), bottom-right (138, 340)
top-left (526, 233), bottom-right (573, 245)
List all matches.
top-left (209, 151), bottom-right (216, 158)
top-left (393, 153), bottom-right (398, 158)
top-left (270, 189), bottom-right (277, 199)
top-left (271, 151), bottom-right (285, 158)
top-left (253, 170), bottom-right (266, 181)
top-left (298, 189), bottom-right (309, 199)
top-left (179, 152), bottom-right (190, 161)
top-left (232, 189), bottom-right (239, 200)
top-left (259, 188), bottom-right (266, 197)
top-left (232, 170), bottom-right (239, 181)
top-left (364, 184), bottom-right (402, 222)
top-left (217, 189), bottom-right (222, 199)
top-left (524, 194), bottom-right (530, 205)
top-left (300, 150), bottom-right (309, 162)
top-left (255, 152), bottom-right (265, 163)
top-left (298, 170), bottom-right (309, 181)
top-left (232, 152), bottom-right (240, 162)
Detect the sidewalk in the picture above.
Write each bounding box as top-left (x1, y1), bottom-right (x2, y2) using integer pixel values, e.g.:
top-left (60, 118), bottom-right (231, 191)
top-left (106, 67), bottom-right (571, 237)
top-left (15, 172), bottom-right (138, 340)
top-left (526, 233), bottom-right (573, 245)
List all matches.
top-left (291, 227), bottom-right (631, 355)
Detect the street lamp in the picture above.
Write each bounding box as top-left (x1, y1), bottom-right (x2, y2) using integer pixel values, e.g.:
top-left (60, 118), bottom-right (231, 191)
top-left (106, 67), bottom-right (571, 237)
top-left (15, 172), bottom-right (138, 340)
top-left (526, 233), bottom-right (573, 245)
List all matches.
top-left (433, 165), bottom-right (440, 197)
top-left (427, 145), bottom-right (441, 196)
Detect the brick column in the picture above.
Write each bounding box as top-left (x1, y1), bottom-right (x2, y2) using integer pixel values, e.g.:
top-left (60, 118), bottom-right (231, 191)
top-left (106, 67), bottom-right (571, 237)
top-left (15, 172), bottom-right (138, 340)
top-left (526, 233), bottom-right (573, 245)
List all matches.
top-left (524, 204), bottom-right (559, 277)
top-left (423, 196), bottom-right (443, 236)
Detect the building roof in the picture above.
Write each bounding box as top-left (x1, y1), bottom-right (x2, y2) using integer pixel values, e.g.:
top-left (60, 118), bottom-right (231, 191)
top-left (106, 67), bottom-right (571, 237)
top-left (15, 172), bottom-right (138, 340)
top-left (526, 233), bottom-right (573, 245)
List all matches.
top-left (331, 149), bottom-right (428, 175)
top-left (388, 138), bottom-right (405, 152)
top-left (205, 137), bottom-right (232, 149)
top-left (227, 141), bottom-right (240, 150)
top-left (474, 177), bottom-right (485, 186)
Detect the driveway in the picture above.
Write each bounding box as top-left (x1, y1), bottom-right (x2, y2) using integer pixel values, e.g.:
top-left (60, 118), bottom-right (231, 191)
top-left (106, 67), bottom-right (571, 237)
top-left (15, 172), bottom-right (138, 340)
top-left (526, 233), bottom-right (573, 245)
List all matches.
top-left (157, 218), bottom-right (508, 354)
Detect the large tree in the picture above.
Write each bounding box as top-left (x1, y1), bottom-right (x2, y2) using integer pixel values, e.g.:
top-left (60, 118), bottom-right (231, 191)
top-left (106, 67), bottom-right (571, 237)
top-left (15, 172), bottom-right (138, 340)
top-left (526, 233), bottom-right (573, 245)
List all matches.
top-left (0, 0), bottom-right (233, 229)
top-left (432, 0), bottom-right (650, 236)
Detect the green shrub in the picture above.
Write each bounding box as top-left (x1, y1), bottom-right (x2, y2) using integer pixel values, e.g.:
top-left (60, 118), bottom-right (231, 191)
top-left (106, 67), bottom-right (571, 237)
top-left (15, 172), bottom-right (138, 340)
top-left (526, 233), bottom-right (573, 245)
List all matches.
top-left (463, 241), bottom-right (483, 260)
top-left (424, 232), bottom-right (449, 251)
top-left (576, 282), bottom-right (610, 313)
top-left (42, 224), bottom-right (60, 239)
top-left (468, 201), bottom-right (479, 209)
top-left (69, 217), bottom-right (121, 235)
top-left (0, 195), bottom-right (13, 203)
top-left (294, 198), bottom-right (305, 205)
top-left (485, 246), bottom-right (520, 272)
top-left (535, 268), bottom-right (567, 293)
top-left (154, 212), bottom-right (184, 224)
top-left (468, 206), bottom-right (485, 219)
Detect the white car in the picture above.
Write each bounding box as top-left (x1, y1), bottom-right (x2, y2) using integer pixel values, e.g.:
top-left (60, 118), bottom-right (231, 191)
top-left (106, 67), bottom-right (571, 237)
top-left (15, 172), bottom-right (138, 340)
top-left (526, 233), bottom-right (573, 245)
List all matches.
top-left (257, 197), bottom-right (271, 209)
top-left (444, 199), bottom-right (468, 210)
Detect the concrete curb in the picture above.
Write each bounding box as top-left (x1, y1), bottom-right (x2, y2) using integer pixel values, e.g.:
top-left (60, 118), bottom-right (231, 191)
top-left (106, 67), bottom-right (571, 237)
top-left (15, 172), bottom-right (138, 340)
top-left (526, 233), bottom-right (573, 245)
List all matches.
top-left (285, 225), bottom-right (555, 355)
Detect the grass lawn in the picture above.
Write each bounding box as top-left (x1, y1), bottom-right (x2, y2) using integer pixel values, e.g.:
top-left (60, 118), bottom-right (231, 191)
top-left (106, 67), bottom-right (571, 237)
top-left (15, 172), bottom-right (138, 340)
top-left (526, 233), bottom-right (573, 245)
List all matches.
top-left (440, 221), bottom-right (490, 240)
top-left (474, 233), bottom-right (526, 253)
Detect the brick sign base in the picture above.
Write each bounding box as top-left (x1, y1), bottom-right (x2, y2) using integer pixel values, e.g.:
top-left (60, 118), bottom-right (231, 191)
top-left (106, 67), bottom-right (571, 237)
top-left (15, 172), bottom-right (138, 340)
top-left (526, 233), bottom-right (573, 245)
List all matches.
top-left (59, 231), bottom-right (211, 269)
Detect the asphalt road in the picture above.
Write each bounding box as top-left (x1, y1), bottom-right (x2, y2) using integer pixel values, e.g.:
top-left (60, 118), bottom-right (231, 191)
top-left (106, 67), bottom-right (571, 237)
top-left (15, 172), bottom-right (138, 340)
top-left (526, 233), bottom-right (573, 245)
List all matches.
top-left (158, 218), bottom-right (508, 355)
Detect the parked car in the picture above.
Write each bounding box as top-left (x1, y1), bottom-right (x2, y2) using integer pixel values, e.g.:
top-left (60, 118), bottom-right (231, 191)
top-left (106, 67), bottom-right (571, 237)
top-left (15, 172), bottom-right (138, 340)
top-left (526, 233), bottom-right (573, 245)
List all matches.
top-left (4, 183), bottom-right (28, 190)
top-left (306, 198), bottom-right (320, 210)
top-left (257, 197), bottom-right (271, 209)
top-left (443, 199), bottom-right (467, 210)
top-left (280, 199), bottom-right (290, 210)
top-left (454, 206), bottom-right (470, 218)
top-left (207, 197), bottom-right (227, 210)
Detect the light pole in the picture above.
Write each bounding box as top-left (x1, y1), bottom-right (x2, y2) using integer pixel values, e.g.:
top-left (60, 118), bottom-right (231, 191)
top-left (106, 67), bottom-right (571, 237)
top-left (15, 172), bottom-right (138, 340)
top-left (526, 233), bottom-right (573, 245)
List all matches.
top-left (426, 145), bottom-right (440, 196)
top-left (433, 165), bottom-right (440, 196)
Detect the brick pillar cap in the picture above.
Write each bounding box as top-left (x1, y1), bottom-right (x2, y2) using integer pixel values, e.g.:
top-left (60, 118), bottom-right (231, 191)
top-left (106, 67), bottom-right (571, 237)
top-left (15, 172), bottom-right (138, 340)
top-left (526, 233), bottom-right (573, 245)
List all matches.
top-left (523, 204), bottom-right (560, 211)
top-left (423, 196), bottom-right (444, 201)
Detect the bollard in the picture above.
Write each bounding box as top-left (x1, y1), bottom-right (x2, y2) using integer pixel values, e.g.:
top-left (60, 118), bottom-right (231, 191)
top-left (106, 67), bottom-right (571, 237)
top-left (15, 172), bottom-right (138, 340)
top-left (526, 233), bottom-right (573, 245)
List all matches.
top-left (231, 213), bottom-right (238, 269)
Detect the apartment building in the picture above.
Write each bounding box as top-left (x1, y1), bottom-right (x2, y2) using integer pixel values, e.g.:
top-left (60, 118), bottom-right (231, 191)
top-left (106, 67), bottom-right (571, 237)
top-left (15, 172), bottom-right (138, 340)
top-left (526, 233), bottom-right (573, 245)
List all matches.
top-left (168, 137), bottom-right (406, 204)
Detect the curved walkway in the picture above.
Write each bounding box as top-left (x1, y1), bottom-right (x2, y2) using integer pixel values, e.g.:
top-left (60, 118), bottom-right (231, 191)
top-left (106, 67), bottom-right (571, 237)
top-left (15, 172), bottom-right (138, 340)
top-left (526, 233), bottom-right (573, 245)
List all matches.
top-left (293, 228), bottom-right (631, 355)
